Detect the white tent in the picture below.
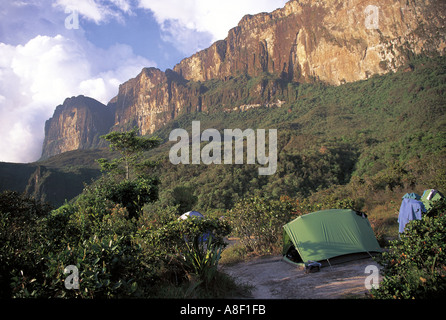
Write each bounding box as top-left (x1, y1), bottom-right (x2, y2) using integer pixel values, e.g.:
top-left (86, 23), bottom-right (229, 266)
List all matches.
top-left (179, 211), bottom-right (204, 220)
top-left (178, 211), bottom-right (210, 242)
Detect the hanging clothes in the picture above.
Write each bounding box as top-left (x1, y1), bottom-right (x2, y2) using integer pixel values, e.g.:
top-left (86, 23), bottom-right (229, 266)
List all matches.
top-left (398, 198), bottom-right (426, 233)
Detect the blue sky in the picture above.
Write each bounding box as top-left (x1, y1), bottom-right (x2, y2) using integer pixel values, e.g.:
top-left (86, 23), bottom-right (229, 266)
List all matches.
top-left (0, 0), bottom-right (287, 163)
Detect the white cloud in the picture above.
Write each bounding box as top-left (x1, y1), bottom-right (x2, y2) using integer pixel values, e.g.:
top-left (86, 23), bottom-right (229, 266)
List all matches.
top-left (137, 0), bottom-right (288, 54)
top-left (158, 19), bottom-right (213, 56)
top-left (0, 1), bottom-right (153, 163)
top-left (0, 0), bottom-right (290, 163)
top-left (0, 34), bottom-right (154, 163)
top-left (109, 0), bottom-right (133, 13)
top-left (53, 0), bottom-right (133, 24)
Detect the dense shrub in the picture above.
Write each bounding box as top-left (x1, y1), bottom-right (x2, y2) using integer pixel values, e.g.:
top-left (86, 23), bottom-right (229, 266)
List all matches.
top-left (11, 234), bottom-right (152, 298)
top-left (227, 196), bottom-right (299, 254)
top-left (0, 191), bottom-right (51, 298)
top-left (371, 207), bottom-right (446, 299)
top-left (0, 186), bottom-right (232, 298)
top-left (146, 216), bottom-right (231, 261)
top-left (145, 215), bottom-right (231, 289)
top-left (296, 195), bottom-right (361, 215)
top-left (76, 176), bottom-right (159, 219)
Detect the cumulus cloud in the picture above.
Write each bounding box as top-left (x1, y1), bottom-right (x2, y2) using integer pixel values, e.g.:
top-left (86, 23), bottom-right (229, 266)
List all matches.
top-left (137, 0), bottom-right (288, 54)
top-left (0, 1), bottom-right (157, 163)
top-left (0, 0), bottom-right (289, 163)
top-left (0, 35), bottom-right (154, 163)
top-left (53, 0), bottom-right (133, 24)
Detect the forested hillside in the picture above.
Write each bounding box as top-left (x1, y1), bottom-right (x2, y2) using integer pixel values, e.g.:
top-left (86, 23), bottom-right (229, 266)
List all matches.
top-left (1, 54), bottom-right (445, 300)
top-left (148, 55), bottom-right (445, 220)
top-left (1, 55), bottom-right (444, 215)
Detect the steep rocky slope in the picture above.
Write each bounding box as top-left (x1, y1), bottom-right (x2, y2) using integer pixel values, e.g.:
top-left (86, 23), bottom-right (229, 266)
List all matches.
top-left (174, 0), bottom-right (446, 84)
top-left (41, 95), bottom-right (114, 160)
top-left (110, 68), bottom-right (205, 135)
top-left (41, 0), bottom-right (446, 159)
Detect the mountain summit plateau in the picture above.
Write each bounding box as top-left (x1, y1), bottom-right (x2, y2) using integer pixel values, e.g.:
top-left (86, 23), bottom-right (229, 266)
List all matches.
top-left (41, 0), bottom-right (446, 159)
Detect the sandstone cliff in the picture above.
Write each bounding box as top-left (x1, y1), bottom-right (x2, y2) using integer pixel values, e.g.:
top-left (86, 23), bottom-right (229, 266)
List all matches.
top-left (113, 0), bottom-right (446, 134)
top-left (174, 0), bottom-right (446, 85)
top-left (41, 95), bottom-right (114, 160)
top-left (41, 0), bottom-right (446, 159)
top-left (111, 68), bottom-right (205, 135)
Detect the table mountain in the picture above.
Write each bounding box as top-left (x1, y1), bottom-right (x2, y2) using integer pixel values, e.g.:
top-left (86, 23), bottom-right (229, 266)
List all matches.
top-left (41, 95), bottom-right (114, 160)
top-left (41, 0), bottom-right (446, 159)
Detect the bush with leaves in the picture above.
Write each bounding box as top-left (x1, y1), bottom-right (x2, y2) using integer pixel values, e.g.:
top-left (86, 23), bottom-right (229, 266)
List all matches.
top-left (426, 198), bottom-right (446, 218)
top-left (10, 201), bottom-right (166, 298)
top-left (2, 160), bottom-right (161, 298)
top-left (227, 196), bottom-right (299, 254)
top-left (0, 191), bottom-right (51, 298)
top-left (145, 216), bottom-right (231, 285)
top-left (76, 175), bottom-right (159, 220)
top-left (371, 211), bottom-right (446, 299)
top-left (183, 235), bottom-right (223, 288)
top-left (297, 195), bottom-right (361, 215)
top-left (12, 234), bottom-right (154, 298)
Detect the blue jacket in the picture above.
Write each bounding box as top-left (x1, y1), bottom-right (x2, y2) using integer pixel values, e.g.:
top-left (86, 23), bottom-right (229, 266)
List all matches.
top-left (398, 198), bottom-right (426, 233)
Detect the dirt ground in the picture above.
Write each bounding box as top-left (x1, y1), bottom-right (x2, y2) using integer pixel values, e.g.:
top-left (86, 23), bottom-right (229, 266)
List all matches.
top-left (220, 255), bottom-right (382, 299)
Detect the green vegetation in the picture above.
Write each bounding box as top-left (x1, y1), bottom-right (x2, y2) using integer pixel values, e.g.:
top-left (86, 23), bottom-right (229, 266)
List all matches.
top-left (150, 55), bottom-right (445, 225)
top-left (0, 132), bottom-right (237, 298)
top-left (95, 128), bottom-right (162, 218)
top-left (226, 196), bottom-right (299, 255)
top-left (97, 127), bottom-right (162, 180)
top-left (371, 200), bottom-right (446, 299)
top-left (0, 55), bottom-right (445, 298)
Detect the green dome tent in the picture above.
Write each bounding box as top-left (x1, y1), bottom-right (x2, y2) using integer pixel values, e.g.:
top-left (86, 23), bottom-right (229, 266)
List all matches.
top-left (421, 189), bottom-right (445, 211)
top-left (282, 209), bottom-right (382, 266)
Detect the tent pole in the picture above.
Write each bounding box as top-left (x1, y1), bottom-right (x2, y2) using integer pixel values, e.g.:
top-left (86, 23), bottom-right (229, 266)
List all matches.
top-left (326, 259), bottom-right (333, 270)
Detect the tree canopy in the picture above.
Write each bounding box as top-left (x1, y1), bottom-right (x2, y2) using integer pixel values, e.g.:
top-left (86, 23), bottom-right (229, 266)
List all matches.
top-left (97, 127), bottom-right (162, 180)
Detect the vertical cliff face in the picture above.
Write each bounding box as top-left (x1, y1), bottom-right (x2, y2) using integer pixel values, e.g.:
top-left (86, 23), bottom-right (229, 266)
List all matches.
top-left (41, 0), bottom-right (446, 158)
top-left (114, 0), bottom-right (445, 136)
top-left (111, 68), bottom-right (205, 135)
top-left (174, 0), bottom-right (446, 85)
top-left (41, 95), bottom-right (114, 160)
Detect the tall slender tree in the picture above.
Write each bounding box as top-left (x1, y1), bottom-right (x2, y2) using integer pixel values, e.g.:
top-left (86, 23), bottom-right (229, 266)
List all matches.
top-left (97, 127), bottom-right (162, 180)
